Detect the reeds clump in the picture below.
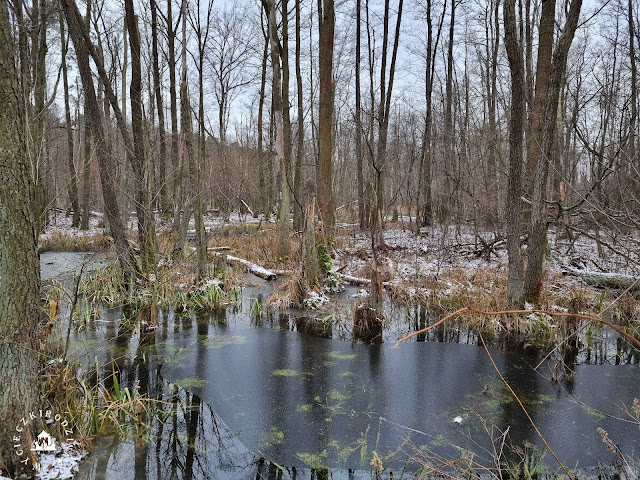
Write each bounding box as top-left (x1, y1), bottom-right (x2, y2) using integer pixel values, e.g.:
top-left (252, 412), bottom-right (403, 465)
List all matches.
top-left (43, 357), bottom-right (154, 446)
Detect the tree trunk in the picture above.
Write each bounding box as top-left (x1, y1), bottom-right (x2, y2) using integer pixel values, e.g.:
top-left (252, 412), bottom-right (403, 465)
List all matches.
top-left (193, 0), bottom-right (213, 281)
top-left (372, 0), bottom-right (403, 247)
top-left (355, 0), bottom-right (366, 230)
top-left (526, 0), bottom-right (555, 184)
top-left (60, 10), bottom-right (81, 227)
top-left (0, 1), bottom-right (41, 471)
top-left (504, 0), bottom-right (525, 307)
top-left (81, 114), bottom-right (91, 230)
top-left (125, 0), bottom-right (155, 274)
top-left (628, 0), bottom-right (637, 174)
top-left (265, 0), bottom-right (291, 258)
top-left (419, 0), bottom-right (444, 228)
top-left (318, 0), bottom-right (335, 233)
top-left (442, 0), bottom-right (455, 221)
top-left (62, 0), bottom-right (137, 280)
top-left (258, 23), bottom-right (269, 215)
top-left (293, 0), bottom-right (304, 231)
top-left (168, 0), bottom-right (181, 228)
top-left (486, 0), bottom-right (500, 227)
top-left (523, 0), bottom-right (583, 300)
top-left (32, 0), bottom-right (47, 233)
top-left (151, 0), bottom-right (168, 216)
top-left (172, 0), bottom-right (198, 266)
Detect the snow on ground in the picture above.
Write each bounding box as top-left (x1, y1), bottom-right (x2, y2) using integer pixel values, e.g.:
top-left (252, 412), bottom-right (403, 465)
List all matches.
top-left (39, 211), bottom-right (105, 242)
top-left (35, 441), bottom-right (87, 480)
top-left (39, 209), bottom-right (268, 244)
top-left (40, 209), bottom-right (638, 303)
top-left (332, 222), bottom-right (639, 303)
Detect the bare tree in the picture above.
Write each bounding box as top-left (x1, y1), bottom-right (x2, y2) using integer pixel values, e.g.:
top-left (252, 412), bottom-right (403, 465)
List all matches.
top-left (318, 0), bottom-right (335, 233)
top-left (372, 0), bottom-right (404, 247)
top-left (188, 0), bottom-right (213, 280)
top-left (151, 0), bottom-right (168, 216)
top-left (59, 10), bottom-right (81, 228)
top-left (293, 0), bottom-right (304, 230)
top-left (504, 0), bottom-right (525, 307)
top-left (125, 0), bottom-right (156, 273)
top-left (524, 0), bottom-right (583, 299)
top-left (257, 12), bottom-right (269, 215)
top-left (264, 0), bottom-right (291, 258)
top-left (419, 0), bottom-right (446, 228)
top-left (61, 0), bottom-right (137, 279)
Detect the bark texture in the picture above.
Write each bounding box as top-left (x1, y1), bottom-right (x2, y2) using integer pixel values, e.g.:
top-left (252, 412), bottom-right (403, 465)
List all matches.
top-left (125, 0), bottom-right (156, 273)
top-left (0, 0), bottom-right (41, 472)
top-left (523, 0), bottom-right (582, 299)
top-left (504, 0), bottom-right (525, 307)
top-left (318, 0), bottom-right (335, 233)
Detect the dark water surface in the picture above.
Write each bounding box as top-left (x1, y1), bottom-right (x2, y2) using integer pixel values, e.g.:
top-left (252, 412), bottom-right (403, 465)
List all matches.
top-left (41, 254), bottom-right (639, 479)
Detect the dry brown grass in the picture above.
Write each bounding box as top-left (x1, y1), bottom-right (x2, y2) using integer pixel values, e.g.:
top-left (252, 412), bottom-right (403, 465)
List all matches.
top-left (267, 272), bottom-right (306, 309)
top-left (207, 228), bottom-right (301, 269)
top-left (39, 231), bottom-right (111, 253)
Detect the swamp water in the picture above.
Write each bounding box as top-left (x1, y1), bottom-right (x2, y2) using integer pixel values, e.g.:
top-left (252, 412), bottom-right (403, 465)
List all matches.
top-left (42, 253), bottom-right (640, 479)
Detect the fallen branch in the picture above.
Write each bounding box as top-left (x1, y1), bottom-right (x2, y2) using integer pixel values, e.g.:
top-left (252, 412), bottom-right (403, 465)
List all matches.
top-left (341, 274), bottom-right (372, 286)
top-left (207, 246), bottom-right (232, 252)
top-left (563, 267), bottom-right (640, 290)
top-left (395, 307), bottom-right (640, 349)
top-left (220, 254), bottom-right (276, 280)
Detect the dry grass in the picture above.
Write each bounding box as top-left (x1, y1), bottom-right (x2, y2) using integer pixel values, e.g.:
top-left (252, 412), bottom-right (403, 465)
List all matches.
top-left (208, 228), bottom-right (302, 269)
top-left (42, 355), bottom-right (156, 446)
top-left (39, 231), bottom-right (111, 253)
top-left (267, 272), bottom-right (306, 309)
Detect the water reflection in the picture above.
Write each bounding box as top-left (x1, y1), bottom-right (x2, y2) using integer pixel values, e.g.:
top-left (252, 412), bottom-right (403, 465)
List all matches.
top-left (44, 249), bottom-right (637, 478)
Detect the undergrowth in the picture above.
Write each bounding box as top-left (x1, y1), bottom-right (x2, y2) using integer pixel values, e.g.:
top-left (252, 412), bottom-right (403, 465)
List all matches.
top-left (39, 231), bottom-right (112, 253)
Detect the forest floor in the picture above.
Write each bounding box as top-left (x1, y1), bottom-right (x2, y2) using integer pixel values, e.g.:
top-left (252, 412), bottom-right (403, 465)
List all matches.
top-left (39, 209), bottom-right (640, 321)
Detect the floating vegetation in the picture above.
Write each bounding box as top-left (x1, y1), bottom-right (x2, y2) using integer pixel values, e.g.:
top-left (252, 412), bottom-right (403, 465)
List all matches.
top-left (328, 350), bottom-right (356, 360)
top-left (296, 451), bottom-right (328, 470)
top-left (296, 404), bottom-right (313, 413)
top-left (272, 369), bottom-right (299, 377)
top-left (261, 427), bottom-right (285, 447)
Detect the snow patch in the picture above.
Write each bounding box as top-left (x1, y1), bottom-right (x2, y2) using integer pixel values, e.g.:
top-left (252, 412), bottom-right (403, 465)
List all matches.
top-left (36, 440), bottom-right (87, 480)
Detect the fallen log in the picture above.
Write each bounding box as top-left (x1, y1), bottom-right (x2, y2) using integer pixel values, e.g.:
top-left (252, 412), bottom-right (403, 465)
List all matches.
top-left (341, 274), bottom-right (372, 286)
top-left (215, 253), bottom-right (276, 280)
top-left (564, 267), bottom-right (640, 290)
